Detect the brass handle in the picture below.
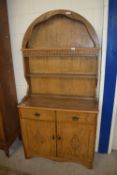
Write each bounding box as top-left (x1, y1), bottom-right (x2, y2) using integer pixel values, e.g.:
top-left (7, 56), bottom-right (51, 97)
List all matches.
top-left (72, 116), bottom-right (79, 121)
top-left (57, 136), bottom-right (61, 140)
top-left (52, 136), bottom-right (55, 140)
top-left (34, 112), bottom-right (40, 117)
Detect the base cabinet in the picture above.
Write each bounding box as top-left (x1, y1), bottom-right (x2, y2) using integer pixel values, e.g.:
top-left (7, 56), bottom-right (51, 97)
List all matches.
top-left (19, 108), bottom-right (97, 168)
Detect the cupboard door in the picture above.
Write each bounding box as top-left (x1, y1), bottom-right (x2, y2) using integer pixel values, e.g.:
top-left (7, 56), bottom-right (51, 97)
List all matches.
top-left (56, 112), bottom-right (96, 162)
top-left (21, 119), bottom-right (56, 158)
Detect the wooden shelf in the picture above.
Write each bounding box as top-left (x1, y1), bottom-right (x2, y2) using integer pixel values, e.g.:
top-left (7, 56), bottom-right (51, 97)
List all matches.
top-left (19, 95), bottom-right (98, 113)
top-left (22, 48), bottom-right (99, 57)
top-left (26, 73), bottom-right (97, 79)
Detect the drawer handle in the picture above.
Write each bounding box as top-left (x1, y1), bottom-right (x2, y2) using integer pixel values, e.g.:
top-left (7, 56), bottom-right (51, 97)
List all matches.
top-left (34, 113), bottom-right (40, 117)
top-left (72, 116), bottom-right (79, 121)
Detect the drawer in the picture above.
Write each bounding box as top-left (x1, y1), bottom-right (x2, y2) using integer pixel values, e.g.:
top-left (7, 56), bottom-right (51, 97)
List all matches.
top-left (19, 108), bottom-right (55, 121)
top-left (57, 111), bottom-right (97, 124)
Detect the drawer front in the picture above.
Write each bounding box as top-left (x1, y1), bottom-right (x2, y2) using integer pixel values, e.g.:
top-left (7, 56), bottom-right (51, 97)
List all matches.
top-left (57, 111), bottom-right (97, 124)
top-left (19, 108), bottom-right (55, 121)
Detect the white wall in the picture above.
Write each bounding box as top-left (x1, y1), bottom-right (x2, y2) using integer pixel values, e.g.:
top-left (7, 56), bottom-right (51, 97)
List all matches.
top-left (7, 0), bottom-right (104, 102)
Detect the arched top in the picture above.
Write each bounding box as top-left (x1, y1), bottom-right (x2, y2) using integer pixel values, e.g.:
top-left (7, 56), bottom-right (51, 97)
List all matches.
top-left (22, 9), bottom-right (99, 49)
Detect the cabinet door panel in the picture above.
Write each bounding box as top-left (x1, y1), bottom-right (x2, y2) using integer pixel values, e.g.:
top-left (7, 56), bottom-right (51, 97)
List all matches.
top-left (21, 119), bottom-right (56, 158)
top-left (57, 121), bottom-right (96, 161)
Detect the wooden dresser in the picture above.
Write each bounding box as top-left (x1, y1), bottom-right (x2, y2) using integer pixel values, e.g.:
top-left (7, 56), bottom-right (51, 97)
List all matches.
top-left (0, 0), bottom-right (19, 156)
top-left (18, 10), bottom-right (99, 168)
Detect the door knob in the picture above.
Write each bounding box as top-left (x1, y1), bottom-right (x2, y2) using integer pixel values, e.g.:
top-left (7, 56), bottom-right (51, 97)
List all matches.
top-left (57, 136), bottom-right (61, 140)
top-left (52, 135), bottom-right (55, 140)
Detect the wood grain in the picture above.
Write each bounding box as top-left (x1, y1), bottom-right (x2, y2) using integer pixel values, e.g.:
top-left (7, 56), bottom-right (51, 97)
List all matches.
top-left (29, 56), bottom-right (98, 74)
top-left (31, 77), bottom-right (97, 97)
top-left (28, 16), bottom-right (94, 48)
top-left (18, 95), bottom-right (98, 113)
top-left (22, 10), bottom-right (99, 48)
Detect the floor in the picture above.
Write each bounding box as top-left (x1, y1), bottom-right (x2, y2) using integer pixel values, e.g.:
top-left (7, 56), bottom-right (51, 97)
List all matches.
top-left (0, 139), bottom-right (117, 175)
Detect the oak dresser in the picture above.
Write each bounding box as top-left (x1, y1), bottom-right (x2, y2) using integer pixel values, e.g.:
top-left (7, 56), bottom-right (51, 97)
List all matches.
top-left (18, 10), bottom-right (99, 168)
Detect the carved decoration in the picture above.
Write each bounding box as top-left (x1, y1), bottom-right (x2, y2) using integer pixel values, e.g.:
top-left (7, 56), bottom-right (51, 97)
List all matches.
top-left (70, 134), bottom-right (80, 155)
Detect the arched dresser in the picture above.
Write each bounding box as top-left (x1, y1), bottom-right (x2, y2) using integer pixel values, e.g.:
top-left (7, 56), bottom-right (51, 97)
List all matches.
top-left (18, 10), bottom-right (99, 168)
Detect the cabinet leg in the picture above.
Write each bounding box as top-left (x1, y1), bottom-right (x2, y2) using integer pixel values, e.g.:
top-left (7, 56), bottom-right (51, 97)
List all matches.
top-left (25, 155), bottom-right (31, 159)
top-left (87, 162), bottom-right (93, 169)
top-left (23, 149), bottom-right (31, 159)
